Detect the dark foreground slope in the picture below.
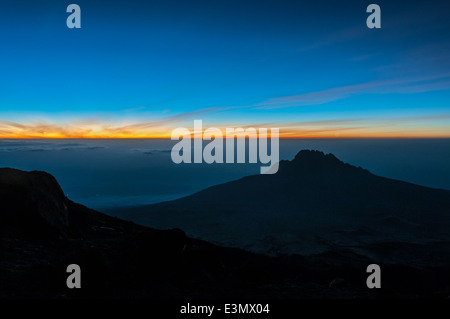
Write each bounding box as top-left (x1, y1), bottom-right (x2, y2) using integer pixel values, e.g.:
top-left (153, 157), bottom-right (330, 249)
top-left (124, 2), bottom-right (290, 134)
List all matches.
top-left (0, 167), bottom-right (374, 298)
top-left (113, 150), bottom-right (450, 261)
top-left (2, 164), bottom-right (450, 299)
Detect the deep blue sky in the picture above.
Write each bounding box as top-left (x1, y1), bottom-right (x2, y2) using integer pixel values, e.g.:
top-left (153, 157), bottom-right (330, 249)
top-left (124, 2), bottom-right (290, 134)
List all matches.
top-left (1, 0), bottom-right (450, 137)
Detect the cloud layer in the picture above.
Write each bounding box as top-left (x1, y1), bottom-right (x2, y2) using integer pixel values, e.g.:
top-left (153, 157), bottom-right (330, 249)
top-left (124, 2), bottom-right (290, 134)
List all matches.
top-left (1, 113), bottom-right (450, 139)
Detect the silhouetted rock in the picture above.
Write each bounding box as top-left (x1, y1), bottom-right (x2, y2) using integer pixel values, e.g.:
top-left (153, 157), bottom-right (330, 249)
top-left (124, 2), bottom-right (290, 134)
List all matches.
top-left (0, 168), bottom-right (69, 239)
top-left (0, 167), bottom-right (192, 298)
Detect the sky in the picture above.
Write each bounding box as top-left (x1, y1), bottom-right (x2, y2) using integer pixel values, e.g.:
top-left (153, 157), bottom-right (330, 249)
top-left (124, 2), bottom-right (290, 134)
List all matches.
top-left (0, 0), bottom-right (450, 138)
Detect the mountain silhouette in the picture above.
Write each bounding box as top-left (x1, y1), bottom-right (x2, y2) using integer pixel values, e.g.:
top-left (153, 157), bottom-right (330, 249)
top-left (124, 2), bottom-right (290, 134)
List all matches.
top-left (0, 166), bottom-right (382, 298)
top-left (112, 150), bottom-right (450, 259)
top-left (2, 153), bottom-right (450, 299)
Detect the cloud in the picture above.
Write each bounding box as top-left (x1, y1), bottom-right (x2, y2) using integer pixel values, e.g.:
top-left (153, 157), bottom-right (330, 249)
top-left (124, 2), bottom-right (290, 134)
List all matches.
top-left (255, 73), bottom-right (450, 109)
top-left (130, 148), bottom-right (172, 155)
top-left (220, 114), bottom-right (450, 138)
top-left (0, 107), bottom-right (233, 138)
top-left (0, 140), bottom-right (105, 152)
top-left (1, 101), bottom-right (449, 139)
top-left (1, 113), bottom-right (449, 139)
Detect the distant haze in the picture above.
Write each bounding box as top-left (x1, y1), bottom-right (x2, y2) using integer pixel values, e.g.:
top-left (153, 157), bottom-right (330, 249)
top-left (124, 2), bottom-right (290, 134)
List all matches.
top-left (0, 138), bottom-right (449, 210)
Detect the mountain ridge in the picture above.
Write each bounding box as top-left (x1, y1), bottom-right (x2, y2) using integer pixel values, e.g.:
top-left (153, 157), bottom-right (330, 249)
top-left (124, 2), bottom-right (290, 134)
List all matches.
top-left (2, 152), bottom-right (450, 298)
top-left (0, 165), bottom-right (388, 298)
top-left (110, 150), bottom-right (450, 258)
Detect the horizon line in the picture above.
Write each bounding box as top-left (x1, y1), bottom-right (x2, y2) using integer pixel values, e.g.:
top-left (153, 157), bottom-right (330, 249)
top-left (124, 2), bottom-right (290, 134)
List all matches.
top-left (1, 136), bottom-right (450, 140)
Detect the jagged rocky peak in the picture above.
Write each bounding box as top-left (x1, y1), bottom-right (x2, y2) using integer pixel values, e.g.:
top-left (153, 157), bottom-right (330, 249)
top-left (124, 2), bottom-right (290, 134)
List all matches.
top-left (293, 150), bottom-right (341, 165)
top-left (276, 150), bottom-right (347, 175)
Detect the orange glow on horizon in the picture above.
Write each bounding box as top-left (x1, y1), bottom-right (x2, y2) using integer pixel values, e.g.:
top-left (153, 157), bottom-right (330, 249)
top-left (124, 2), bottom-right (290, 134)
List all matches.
top-left (1, 119), bottom-right (450, 139)
top-left (1, 130), bottom-right (450, 139)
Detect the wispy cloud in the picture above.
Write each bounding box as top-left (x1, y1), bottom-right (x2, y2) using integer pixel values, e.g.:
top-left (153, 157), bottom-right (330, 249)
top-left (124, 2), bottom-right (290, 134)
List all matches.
top-left (130, 148), bottom-right (172, 155)
top-left (0, 140), bottom-right (105, 152)
top-left (1, 105), bottom-right (449, 139)
top-left (255, 73), bottom-right (450, 109)
top-left (220, 114), bottom-right (450, 138)
top-left (0, 107), bottom-right (232, 138)
top-left (1, 113), bottom-right (449, 139)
